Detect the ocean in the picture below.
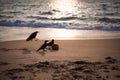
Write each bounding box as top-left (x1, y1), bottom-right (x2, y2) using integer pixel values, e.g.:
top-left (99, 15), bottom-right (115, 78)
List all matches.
top-left (0, 0), bottom-right (120, 41)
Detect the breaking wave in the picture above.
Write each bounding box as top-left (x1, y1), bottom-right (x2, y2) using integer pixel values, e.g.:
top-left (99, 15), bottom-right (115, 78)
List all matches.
top-left (0, 20), bottom-right (120, 31)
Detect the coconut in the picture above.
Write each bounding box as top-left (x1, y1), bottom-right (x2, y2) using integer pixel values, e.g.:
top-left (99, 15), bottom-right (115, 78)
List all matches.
top-left (52, 44), bottom-right (59, 50)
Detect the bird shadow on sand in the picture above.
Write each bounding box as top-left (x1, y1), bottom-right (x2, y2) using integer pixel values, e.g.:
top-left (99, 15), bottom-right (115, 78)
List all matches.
top-left (37, 48), bottom-right (58, 56)
top-left (38, 51), bottom-right (46, 56)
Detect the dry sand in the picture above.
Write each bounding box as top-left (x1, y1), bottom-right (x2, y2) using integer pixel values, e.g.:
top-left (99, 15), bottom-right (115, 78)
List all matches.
top-left (0, 39), bottom-right (120, 80)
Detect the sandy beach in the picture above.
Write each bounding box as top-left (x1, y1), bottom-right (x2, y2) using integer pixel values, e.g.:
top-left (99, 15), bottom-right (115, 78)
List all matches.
top-left (0, 0), bottom-right (120, 80)
top-left (0, 39), bottom-right (120, 80)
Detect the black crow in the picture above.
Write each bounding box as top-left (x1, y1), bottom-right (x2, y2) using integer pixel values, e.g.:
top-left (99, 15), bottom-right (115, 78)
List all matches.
top-left (47, 39), bottom-right (54, 47)
top-left (36, 40), bottom-right (48, 51)
top-left (26, 31), bottom-right (39, 41)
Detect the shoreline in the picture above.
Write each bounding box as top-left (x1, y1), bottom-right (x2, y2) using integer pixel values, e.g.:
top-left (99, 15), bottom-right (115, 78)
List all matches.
top-left (1, 38), bottom-right (120, 42)
top-left (0, 27), bottom-right (120, 41)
